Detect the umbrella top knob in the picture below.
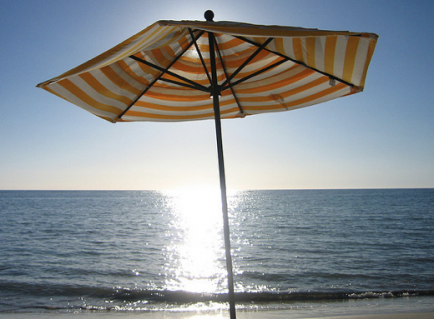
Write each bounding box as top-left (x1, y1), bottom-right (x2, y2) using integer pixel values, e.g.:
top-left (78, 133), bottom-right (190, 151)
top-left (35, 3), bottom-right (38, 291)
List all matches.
top-left (204, 10), bottom-right (214, 21)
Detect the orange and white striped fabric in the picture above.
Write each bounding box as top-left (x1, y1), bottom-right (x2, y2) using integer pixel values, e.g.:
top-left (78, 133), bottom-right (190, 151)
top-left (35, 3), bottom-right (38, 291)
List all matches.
top-left (37, 19), bottom-right (378, 123)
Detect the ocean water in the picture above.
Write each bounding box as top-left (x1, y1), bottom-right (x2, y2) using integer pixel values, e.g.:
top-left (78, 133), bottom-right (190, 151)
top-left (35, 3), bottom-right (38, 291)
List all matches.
top-left (1, 189), bottom-right (433, 316)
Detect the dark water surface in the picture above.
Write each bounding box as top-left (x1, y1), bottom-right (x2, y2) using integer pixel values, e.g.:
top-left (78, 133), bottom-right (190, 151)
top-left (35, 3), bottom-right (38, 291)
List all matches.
top-left (1, 189), bottom-right (433, 314)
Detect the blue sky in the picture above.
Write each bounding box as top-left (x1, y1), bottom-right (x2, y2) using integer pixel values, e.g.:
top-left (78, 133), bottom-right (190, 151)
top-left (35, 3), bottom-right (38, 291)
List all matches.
top-left (1, 0), bottom-right (433, 190)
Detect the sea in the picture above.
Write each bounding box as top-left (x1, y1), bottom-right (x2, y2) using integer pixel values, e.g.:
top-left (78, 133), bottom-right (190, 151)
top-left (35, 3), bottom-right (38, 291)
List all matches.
top-left (1, 189), bottom-right (434, 317)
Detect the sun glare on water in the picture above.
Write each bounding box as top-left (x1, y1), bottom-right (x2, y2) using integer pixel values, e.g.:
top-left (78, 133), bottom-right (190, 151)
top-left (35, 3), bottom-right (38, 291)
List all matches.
top-left (162, 185), bottom-right (235, 294)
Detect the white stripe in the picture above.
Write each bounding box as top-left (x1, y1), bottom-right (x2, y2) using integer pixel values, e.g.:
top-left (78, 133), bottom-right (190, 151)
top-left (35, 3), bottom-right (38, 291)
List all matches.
top-left (131, 96), bottom-right (238, 113)
top-left (46, 83), bottom-right (119, 119)
top-left (245, 86), bottom-right (353, 114)
top-left (300, 38), bottom-right (308, 64)
top-left (123, 57), bottom-right (160, 85)
top-left (238, 79), bottom-right (342, 107)
top-left (234, 64), bottom-right (312, 91)
top-left (120, 114), bottom-right (214, 122)
top-left (281, 38), bottom-right (296, 60)
top-left (107, 61), bottom-right (150, 90)
top-left (89, 69), bottom-right (142, 100)
top-left (315, 37), bottom-right (326, 73)
top-left (135, 97), bottom-right (212, 108)
top-left (351, 38), bottom-right (371, 86)
top-left (333, 35), bottom-right (348, 80)
top-left (122, 108), bottom-right (242, 122)
top-left (68, 76), bottom-right (130, 110)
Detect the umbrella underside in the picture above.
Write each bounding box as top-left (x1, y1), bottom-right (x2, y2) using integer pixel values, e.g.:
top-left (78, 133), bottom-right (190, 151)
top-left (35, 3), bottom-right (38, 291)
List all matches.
top-left (38, 20), bottom-right (378, 123)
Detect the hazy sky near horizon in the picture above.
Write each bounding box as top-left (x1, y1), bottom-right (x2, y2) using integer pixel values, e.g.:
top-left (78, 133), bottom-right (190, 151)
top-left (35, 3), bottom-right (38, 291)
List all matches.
top-left (1, 0), bottom-right (433, 190)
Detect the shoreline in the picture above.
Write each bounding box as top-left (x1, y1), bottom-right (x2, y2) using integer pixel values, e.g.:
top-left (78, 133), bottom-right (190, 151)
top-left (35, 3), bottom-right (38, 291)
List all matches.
top-left (2, 295), bottom-right (434, 318)
top-left (1, 312), bottom-right (434, 319)
top-left (3, 296), bottom-right (434, 318)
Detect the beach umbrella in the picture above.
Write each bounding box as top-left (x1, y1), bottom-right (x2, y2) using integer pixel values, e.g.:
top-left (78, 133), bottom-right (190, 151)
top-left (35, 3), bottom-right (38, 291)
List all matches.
top-left (37, 10), bottom-right (378, 319)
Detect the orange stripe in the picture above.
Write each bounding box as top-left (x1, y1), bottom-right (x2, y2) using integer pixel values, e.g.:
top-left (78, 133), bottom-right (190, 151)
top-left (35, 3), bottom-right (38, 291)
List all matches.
top-left (292, 38), bottom-right (304, 62)
top-left (173, 49), bottom-right (274, 80)
top-left (134, 101), bottom-right (213, 111)
top-left (216, 37), bottom-right (247, 51)
top-left (342, 37), bottom-right (360, 83)
top-left (235, 67), bottom-right (314, 95)
top-left (159, 73), bottom-right (220, 86)
top-left (252, 37), bottom-right (266, 46)
top-left (133, 92), bottom-right (236, 110)
top-left (274, 38), bottom-right (285, 56)
top-left (100, 65), bottom-right (144, 95)
top-left (178, 45), bottom-right (267, 69)
top-left (239, 76), bottom-right (330, 103)
top-left (281, 82), bottom-right (348, 108)
top-left (196, 33), bottom-right (249, 53)
top-left (324, 36), bottom-right (337, 75)
top-left (43, 85), bottom-right (94, 114)
top-left (57, 79), bottom-right (122, 115)
top-left (224, 55), bottom-right (286, 84)
top-left (145, 90), bottom-right (212, 102)
top-left (125, 106), bottom-right (239, 120)
top-left (244, 82), bottom-right (347, 111)
top-left (165, 44), bottom-right (176, 58)
top-left (136, 90), bottom-right (211, 103)
top-left (78, 73), bottom-right (133, 106)
top-left (241, 76), bottom-right (329, 103)
top-left (240, 50), bottom-right (275, 65)
top-left (131, 52), bottom-right (161, 80)
top-left (150, 48), bottom-right (172, 69)
top-left (146, 85), bottom-right (236, 102)
top-left (306, 37), bottom-right (316, 68)
top-left (171, 59), bottom-right (209, 74)
top-left (43, 85), bottom-right (71, 101)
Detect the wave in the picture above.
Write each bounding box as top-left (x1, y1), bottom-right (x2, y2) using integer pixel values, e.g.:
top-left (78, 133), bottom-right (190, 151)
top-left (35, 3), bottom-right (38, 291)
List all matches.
top-left (2, 281), bottom-right (434, 305)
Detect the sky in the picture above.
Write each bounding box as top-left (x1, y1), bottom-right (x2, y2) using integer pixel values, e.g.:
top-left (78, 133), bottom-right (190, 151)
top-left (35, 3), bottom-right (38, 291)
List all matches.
top-left (1, 0), bottom-right (433, 191)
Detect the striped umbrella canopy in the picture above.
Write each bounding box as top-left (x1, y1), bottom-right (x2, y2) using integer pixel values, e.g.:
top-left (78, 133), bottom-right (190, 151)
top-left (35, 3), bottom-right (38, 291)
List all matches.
top-left (37, 11), bottom-right (378, 319)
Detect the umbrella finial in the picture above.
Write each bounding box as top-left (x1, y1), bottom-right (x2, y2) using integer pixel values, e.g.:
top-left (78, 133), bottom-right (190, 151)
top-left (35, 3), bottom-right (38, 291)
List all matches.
top-left (204, 10), bottom-right (214, 21)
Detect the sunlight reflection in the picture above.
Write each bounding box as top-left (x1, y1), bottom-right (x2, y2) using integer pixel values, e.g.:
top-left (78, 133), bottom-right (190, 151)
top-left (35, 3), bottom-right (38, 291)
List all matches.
top-left (163, 186), bottom-right (232, 293)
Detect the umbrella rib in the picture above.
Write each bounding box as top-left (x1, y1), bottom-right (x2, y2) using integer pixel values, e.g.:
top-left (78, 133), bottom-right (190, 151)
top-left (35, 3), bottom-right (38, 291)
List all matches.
top-left (221, 58), bottom-right (288, 91)
top-left (114, 30), bottom-right (207, 121)
top-left (234, 35), bottom-right (355, 88)
top-left (213, 35), bottom-right (244, 116)
top-left (188, 28), bottom-right (212, 85)
top-left (129, 55), bottom-right (209, 93)
top-left (114, 75), bottom-right (161, 122)
top-left (220, 37), bottom-right (274, 89)
top-left (158, 77), bottom-right (209, 92)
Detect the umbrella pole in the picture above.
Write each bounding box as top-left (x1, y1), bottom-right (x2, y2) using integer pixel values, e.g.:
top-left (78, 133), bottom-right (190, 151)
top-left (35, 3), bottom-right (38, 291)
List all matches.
top-left (213, 90), bottom-right (237, 319)
top-left (209, 31), bottom-right (236, 319)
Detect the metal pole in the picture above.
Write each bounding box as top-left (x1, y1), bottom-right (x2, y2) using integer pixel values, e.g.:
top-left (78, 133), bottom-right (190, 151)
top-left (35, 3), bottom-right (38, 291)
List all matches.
top-left (208, 31), bottom-right (237, 319)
